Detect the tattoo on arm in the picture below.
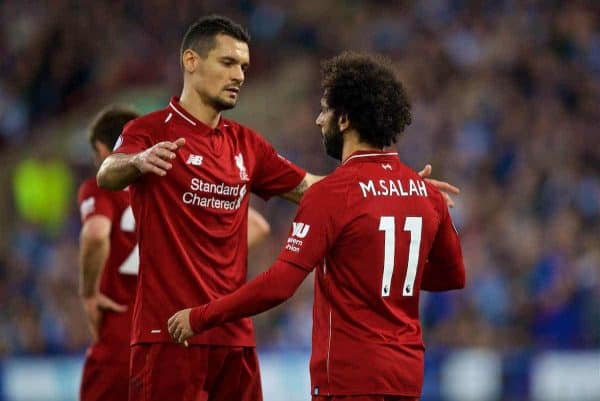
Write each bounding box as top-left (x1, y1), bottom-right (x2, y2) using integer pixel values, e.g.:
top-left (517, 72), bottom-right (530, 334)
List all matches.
top-left (280, 174), bottom-right (325, 204)
top-left (282, 178), bottom-right (309, 204)
top-left (292, 178), bottom-right (308, 197)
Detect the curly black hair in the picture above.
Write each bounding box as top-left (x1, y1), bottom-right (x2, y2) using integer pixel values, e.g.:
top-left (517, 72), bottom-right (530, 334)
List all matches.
top-left (321, 52), bottom-right (411, 148)
top-left (181, 15), bottom-right (250, 59)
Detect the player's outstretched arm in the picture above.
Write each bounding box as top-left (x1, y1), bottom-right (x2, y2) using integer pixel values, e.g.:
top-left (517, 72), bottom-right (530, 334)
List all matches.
top-left (247, 207), bottom-right (271, 249)
top-left (280, 173), bottom-right (324, 203)
top-left (97, 138), bottom-right (186, 190)
top-left (79, 216), bottom-right (127, 341)
top-left (167, 261), bottom-right (309, 344)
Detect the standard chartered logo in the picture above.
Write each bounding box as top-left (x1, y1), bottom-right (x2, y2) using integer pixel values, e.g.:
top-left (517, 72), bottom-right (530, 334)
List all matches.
top-left (182, 178), bottom-right (247, 210)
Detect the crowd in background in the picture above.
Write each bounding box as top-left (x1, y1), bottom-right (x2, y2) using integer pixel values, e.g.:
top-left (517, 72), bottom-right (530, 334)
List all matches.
top-left (0, 0), bottom-right (599, 357)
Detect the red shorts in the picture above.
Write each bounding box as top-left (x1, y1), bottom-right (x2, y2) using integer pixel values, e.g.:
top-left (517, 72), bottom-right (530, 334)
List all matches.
top-left (129, 343), bottom-right (262, 401)
top-left (80, 357), bottom-right (129, 401)
top-left (313, 397), bottom-right (419, 401)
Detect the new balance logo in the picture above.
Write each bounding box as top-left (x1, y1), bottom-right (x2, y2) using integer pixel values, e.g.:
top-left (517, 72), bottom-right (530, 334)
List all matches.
top-left (291, 222), bottom-right (310, 238)
top-left (186, 154), bottom-right (203, 166)
top-left (382, 163), bottom-right (392, 170)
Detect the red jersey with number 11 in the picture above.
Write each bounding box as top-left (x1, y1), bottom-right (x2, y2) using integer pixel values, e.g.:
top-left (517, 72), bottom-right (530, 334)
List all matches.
top-left (277, 150), bottom-right (464, 396)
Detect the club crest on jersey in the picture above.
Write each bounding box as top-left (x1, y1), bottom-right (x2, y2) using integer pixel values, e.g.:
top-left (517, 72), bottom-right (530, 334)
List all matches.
top-left (291, 222), bottom-right (310, 238)
top-left (235, 153), bottom-right (249, 181)
top-left (186, 154), bottom-right (203, 166)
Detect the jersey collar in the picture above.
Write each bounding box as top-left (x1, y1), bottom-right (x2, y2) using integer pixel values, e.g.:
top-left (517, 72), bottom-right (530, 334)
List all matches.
top-left (168, 96), bottom-right (229, 132)
top-left (342, 150), bottom-right (399, 165)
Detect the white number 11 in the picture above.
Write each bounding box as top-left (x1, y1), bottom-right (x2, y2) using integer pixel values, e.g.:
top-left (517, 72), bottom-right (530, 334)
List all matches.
top-left (378, 216), bottom-right (422, 297)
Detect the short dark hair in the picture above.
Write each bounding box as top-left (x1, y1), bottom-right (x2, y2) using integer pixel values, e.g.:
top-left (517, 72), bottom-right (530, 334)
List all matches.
top-left (321, 52), bottom-right (412, 148)
top-left (89, 105), bottom-right (139, 150)
top-left (181, 15), bottom-right (250, 59)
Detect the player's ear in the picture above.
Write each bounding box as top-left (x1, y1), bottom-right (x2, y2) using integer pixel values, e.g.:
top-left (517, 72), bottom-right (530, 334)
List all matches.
top-left (181, 49), bottom-right (198, 73)
top-left (338, 113), bottom-right (350, 133)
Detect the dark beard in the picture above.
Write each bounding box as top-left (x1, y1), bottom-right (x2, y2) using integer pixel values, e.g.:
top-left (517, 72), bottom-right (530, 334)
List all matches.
top-left (210, 95), bottom-right (236, 111)
top-left (323, 124), bottom-right (344, 161)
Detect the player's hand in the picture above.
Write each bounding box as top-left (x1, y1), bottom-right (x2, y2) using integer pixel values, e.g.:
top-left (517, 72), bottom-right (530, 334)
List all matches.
top-left (418, 164), bottom-right (460, 208)
top-left (81, 293), bottom-right (127, 342)
top-left (131, 137), bottom-right (186, 177)
top-left (167, 308), bottom-right (193, 346)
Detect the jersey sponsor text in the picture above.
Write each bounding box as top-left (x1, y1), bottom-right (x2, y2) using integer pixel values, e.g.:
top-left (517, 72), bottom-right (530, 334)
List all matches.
top-left (285, 222), bottom-right (310, 253)
top-left (182, 178), bottom-right (247, 210)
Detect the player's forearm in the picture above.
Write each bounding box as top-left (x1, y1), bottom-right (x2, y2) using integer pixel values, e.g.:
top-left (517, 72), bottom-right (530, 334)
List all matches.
top-left (97, 153), bottom-right (141, 190)
top-left (281, 173), bottom-right (324, 204)
top-left (189, 260), bottom-right (308, 332)
top-left (79, 237), bottom-right (110, 297)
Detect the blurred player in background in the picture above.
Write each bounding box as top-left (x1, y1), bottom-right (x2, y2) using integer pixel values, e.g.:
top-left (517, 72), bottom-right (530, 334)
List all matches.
top-left (79, 105), bottom-right (271, 401)
top-left (78, 107), bottom-right (139, 401)
top-left (97, 15), bottom-right (458, 401)
top-left (169, 53), bottom-right (466, 401)
top-left (78, 106), bottom-right (140, 401)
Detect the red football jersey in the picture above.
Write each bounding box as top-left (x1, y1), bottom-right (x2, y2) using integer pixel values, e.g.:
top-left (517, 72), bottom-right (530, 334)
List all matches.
top-left (77, 178), bottom-right (138, 363)
top-left (278, 150), bottom-right (464, 396)
top-left (114, 97), bottom-right (306, 346)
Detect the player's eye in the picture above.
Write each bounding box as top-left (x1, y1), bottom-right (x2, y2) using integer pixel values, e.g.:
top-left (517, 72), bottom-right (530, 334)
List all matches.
top-left (221, 58), bottom-right (237, 67)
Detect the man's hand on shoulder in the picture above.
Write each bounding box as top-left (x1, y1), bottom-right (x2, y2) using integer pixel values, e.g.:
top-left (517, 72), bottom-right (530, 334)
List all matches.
top-left (418, 164), bottom-right (460, 208)
top-left (131, 138), bottom-right (186, 176)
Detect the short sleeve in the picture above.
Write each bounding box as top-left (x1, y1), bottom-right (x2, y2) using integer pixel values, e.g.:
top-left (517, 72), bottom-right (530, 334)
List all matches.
top-left (251, 133), bottom-right (306, 200)
top-left (77, 180), bottom-right (116, 223)
top-left (113, 119), bottom-right (153, 155)
top-left (277, 184), bottom-right (339, 272)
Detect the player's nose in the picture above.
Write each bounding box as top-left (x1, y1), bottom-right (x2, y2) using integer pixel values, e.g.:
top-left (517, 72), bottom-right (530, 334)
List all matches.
top-left (231, 66), bottom-right (244, 84)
